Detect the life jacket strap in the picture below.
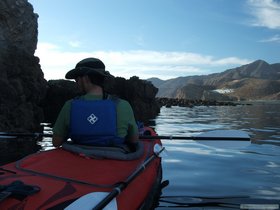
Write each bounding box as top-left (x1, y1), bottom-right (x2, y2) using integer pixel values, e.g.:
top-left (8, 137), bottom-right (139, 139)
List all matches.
top-left (0, 180), bottom-right (40, 201)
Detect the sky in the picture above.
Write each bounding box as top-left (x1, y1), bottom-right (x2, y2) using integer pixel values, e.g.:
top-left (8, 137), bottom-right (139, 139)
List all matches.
top-left (28, 0), bottom-right (280, 81)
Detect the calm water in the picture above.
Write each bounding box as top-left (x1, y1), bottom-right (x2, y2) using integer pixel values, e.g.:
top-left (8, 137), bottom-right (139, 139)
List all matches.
top-left (152, 101), bottom-right (280, 209)
top-left (40, 101), bottom-right (280, 208)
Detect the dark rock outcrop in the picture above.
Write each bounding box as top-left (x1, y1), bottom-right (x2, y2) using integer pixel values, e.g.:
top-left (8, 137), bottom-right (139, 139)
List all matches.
top-left (0, 48), bottom-right (47, 132)
top-left (43, 80), bottom-right (81, 124)
top-left (43, 76), bottom-right (160, 125)
top-left (0, 0), bottom-right (38, 55)
top-left (0, 0), bottom-right (47, 132)
top-left (0, 0), bottom-right (47, 164)
top-left (105, 76), bottom-right (160, 124)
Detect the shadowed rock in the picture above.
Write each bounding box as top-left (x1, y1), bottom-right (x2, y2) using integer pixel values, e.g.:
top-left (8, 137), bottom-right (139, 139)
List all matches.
top-left (43, 76), bottom-right (160, 125)
top-left (0, 0), bottom-right (47, 164)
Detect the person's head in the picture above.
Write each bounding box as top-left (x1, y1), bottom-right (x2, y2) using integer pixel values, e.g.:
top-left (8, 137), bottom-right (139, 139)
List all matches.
top-left (65, 58), bottom-right (109, 88)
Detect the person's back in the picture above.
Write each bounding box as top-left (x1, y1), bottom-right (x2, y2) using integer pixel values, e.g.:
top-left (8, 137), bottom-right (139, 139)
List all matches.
top-left (52, 58), bottom-right (139, 147)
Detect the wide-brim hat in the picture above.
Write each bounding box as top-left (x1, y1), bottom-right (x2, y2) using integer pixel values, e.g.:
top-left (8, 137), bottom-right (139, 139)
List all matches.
top-left (65, 58), bottom-right (109, 79)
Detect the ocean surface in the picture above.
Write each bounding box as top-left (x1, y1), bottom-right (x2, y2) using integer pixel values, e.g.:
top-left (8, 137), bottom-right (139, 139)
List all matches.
top-left (40, 101), bottom-right (280, 208)
top-left (152, 101), bottom-right (280, 209)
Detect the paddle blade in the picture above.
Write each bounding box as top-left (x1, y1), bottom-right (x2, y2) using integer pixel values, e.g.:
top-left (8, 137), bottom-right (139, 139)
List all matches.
top-left (196, 130), bottom-right (251, 149)
top-left (154, 143), bottom-right (167, 157)
top-left (197, 130), bottom-right (250, 139)
top-left (65, 192), bottom-right (117, 210)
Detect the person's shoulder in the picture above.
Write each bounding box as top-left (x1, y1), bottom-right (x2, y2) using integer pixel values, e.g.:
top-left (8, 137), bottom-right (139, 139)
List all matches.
top-left (118, 100), bottom-right (134, 111)
top-left (66, 98), bottom-right (75, 104)
top-left (61, 99), bottom-right (73, 110)
top-left (108, 95), bottom-right (131, 107)
top-left (118, 98), bottom-right (130, 105)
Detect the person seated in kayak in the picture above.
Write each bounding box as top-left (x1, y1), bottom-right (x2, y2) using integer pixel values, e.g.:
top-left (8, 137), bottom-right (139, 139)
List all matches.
top-left (52, 57), bottom-right (139, 148)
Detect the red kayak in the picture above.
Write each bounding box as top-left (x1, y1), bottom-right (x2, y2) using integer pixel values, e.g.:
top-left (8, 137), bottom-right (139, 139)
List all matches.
top-left (0, 127), bottom-right (162, 210)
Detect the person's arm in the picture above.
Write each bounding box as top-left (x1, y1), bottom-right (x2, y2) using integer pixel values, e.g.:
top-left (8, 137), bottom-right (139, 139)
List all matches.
top-left (52, 101), bottom-right (71, 147)
top-left (125, 105), bottom-right (139, 144)
top-left (52, 135), bottom-right (66, 148)
top-left (126, 123), bottom-right (139, 144)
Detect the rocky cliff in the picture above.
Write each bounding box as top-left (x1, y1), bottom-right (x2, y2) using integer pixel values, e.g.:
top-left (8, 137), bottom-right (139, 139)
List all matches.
top-left (0, 0), bottom-right (47, 132)
top-left (0, 0), bottom-right (48, 164)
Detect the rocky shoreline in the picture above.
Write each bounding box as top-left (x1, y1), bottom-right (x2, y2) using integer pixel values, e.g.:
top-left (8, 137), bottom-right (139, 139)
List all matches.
top-left (156, 97), bottom-right (246, 108)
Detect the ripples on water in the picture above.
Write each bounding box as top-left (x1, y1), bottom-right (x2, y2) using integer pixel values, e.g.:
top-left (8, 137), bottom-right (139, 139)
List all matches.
top-left (152, 101), bottom-right (280, 208)
top-left (154, 102), bottom-right (280, 140)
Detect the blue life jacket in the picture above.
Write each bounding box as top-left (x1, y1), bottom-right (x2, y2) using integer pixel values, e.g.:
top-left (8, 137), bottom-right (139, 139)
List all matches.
top-left (69, 98), bottom-right (124, 146)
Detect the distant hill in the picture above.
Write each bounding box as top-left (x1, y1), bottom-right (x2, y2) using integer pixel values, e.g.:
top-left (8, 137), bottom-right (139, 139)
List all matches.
top-left (147, 60), bottom-right (280, 101)
top-left (147, 77), bottom-right (165, 87)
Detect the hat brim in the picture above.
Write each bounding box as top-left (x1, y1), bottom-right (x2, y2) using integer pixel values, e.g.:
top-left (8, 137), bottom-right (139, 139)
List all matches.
top-left (65, 67), bottom-right (107, 79)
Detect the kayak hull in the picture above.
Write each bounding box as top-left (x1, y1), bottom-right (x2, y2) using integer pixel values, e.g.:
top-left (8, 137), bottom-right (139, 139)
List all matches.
top-left (0, 130), bottom-right (162, 210)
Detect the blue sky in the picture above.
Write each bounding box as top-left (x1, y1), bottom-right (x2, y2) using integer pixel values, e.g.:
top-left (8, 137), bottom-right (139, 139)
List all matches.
top-left (28, 0), bottom-right (280, 80)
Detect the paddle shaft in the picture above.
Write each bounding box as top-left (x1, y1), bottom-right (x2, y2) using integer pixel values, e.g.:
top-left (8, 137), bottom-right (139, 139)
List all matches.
top-left (0, 132), bottom-right (250, 141)
top-left (0, 133), bottom-right (52, 138)
top-left (92, 146), bottom-right (165, 210)
top-left (140, 135), bottom-right (250, 141)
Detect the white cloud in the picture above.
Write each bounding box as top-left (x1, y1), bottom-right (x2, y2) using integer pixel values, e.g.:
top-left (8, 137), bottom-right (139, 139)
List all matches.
top-left (212, 57), bottom-right (252, 65)
top-left (259, 34), bottom-right (280, 43)
top-left (68, 41), bottom-right (82, 48)
top-left (35, 42), bottom-right (252, 81)
top-left (247, 0), bottom-right (280, 29)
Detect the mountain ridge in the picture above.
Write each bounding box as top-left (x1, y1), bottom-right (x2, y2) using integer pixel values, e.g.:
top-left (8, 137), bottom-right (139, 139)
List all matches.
top-left (147, 60), bottom-right (280, 101)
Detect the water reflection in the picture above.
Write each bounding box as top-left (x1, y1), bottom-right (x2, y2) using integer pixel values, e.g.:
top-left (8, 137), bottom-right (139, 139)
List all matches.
top-left (154, 102), bottom-right (280, 142)
top-left (154, 102), bottom-right (280, 203)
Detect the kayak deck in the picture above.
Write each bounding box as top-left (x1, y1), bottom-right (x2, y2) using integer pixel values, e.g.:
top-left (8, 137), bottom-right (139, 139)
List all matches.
top-left (0, 138), bottom-right (162, 210)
